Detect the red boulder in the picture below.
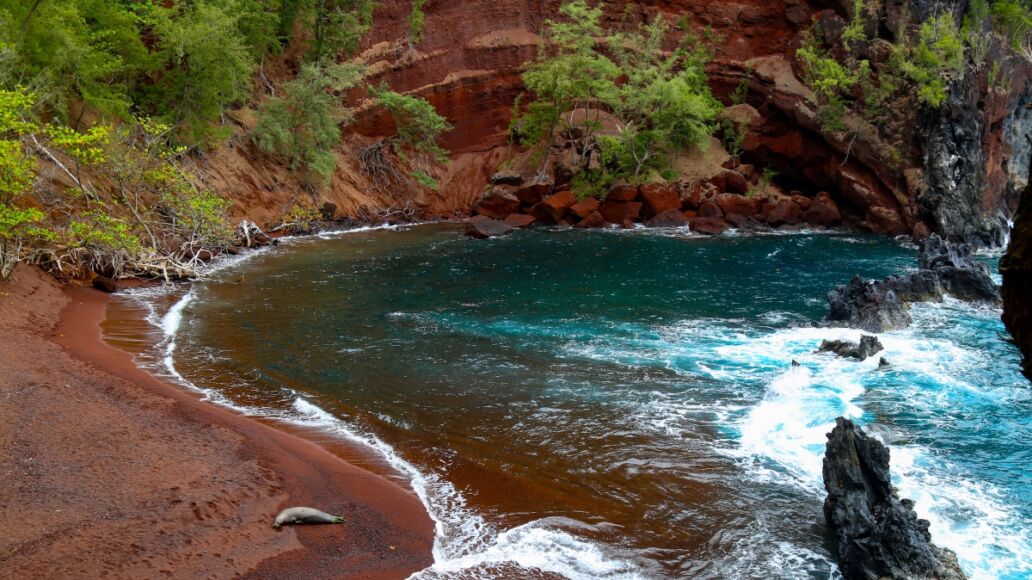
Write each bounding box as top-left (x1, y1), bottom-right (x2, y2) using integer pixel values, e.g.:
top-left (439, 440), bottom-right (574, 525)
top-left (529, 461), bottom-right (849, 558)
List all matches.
top-left (765, 200), bottom-right (803, 226)
top-left (691, 217), bottom-right (729, 235)
top-left (716, 194), bottom-right (758, 217)
top-left (646, 209), bottom-right (689, 228)
top-left (801, 192), bottom-right (841, 226)
top-left (575, 211), bottom-right (606, 229)
top-left (516, 178), bottom-right (554, 205)
top-left (599, 201), bottom-right (643, 223)
top-left (640, 183), bottom-right (681, 216)
top-left (607, 183), bottom-right (640, 201)
top-left (504, 213), bottom-right (536, 228)
top-left (474, 186), bottom-right (520, 219)
top-left (698, 202), bottom-right (724, 219)
top-left (570, 197), bottom-right (601, 219)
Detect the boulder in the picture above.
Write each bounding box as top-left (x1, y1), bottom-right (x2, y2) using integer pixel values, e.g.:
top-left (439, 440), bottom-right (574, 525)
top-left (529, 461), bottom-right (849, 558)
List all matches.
top-left (697, 202), bottom-right (724, 219)
top-left (474, 186), bottom-right (520, 219)
top-left (569, 197), bottom-right (600, 219)
top-left (825, 235), bottom-right (1000, 332)
top-left (640, 183), bottom-right (681, 215)
top-left (818, 335), bottom-right (884, 360)
top-left (465, 216), bottom-right (514, 239)
top-left (791, 194), bottom-right (812, 211)
top-left (516, 178), bottom-right (554, 205)
top-left (491, 170), bottom-right (524, 186)
top-left (599, 201), bottom-right (642, 224)
top-left (320, 202), bottom-right (338, 221)
top-left (504, 213), bottom-right (536, 228)
top-left (575, 210), bottom-right (606, 229)
top-left (802, 192), bottom-right (842, 226)
top-left (823, 418), bottom-right (967, 580)
top-left (711, 170), bottom-right (750, 194)
top-left (725, 213), bottom-right (761, 229)
top-left (92, 275), bottom-right (118, 293)
top-left (716, 194), bottom-right (758, 217)
top-left (646, 209), bottom-right (689, 228)
top-left (766, 199), bottom-right (803, 226)
top-left (607, 183), bottom-right (639, 201)
top-left (691, 217), bottom-right (728, 235)
top-left (543, 189), bottom-right (576, 214)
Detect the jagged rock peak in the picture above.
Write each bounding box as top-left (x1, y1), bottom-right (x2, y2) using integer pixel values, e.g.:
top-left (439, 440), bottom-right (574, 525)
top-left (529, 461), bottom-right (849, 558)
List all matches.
top-left (823, 418), bottom-right (966, 580)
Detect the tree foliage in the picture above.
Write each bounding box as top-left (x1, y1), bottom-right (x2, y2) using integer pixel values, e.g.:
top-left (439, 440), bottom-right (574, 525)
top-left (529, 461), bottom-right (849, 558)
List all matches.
top-left (253, 63), bottom-right (361, 185)
top-left (512, 1), bottom-right (722, 189)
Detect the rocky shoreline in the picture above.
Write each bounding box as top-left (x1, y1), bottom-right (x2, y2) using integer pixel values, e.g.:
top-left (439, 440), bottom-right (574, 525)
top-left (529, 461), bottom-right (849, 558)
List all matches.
top-left (467, 167), bottom-right (843, 237)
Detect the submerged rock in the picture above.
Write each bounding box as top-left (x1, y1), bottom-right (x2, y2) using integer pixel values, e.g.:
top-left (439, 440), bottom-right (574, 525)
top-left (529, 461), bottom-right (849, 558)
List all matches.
top-left (823, 418), bottom-right (966, 580)
top-left (819, 335), bottom-right (884, 360)
top-left (826, 235), bottom-right (1000, 332)
top-left (465, 216), bottom-right (514, 239)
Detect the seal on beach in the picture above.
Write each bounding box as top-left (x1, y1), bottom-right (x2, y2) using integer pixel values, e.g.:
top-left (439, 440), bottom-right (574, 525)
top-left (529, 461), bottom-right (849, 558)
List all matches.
top-left (272, 507), bottom-right (344, 528)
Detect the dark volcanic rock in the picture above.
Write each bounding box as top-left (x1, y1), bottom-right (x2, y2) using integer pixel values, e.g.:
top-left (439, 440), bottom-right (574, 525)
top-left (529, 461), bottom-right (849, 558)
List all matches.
top-left (827, 275), bottom-right (913, 332)
top-left (465, 216), bottom-right (514, 239)
top-left (1002, 148), bottom-right (1032, 381)
top-left (819, 335), bottom-right (884, 360)
top-left (826, 235), bottom-right (1000, 332)
top-left (823, 418), bottom-right (966, 580)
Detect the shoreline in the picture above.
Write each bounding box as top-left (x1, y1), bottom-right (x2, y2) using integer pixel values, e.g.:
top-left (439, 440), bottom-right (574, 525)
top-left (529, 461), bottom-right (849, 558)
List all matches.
top-left (0, 266), bottom-right (434, 578)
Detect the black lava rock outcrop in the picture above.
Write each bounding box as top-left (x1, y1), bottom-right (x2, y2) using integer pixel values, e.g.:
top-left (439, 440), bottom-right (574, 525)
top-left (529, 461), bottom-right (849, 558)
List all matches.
top-left (1002, 142), bottom-right (1032, 382)
top-left (819, 335), bottom-right (884, 360)
top-left (826, 235), bottom-right (1000, 332)
top-left (823, 418), bottom-right (966, 580)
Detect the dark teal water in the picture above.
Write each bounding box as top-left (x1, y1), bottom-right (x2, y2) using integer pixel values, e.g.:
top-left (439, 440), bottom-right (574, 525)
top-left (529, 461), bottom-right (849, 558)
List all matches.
top-left (149, 225), bottom-right (1030, 579)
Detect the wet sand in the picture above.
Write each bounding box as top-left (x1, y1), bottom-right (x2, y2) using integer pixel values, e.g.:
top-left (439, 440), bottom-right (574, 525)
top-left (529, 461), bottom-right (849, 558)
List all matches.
top-left (0, 266), bottom-right (434, 579)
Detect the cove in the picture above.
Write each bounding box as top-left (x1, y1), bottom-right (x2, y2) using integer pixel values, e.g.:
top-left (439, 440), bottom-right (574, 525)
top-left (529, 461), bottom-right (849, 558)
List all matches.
top-left (132, 225), bottom-right (1030, 579)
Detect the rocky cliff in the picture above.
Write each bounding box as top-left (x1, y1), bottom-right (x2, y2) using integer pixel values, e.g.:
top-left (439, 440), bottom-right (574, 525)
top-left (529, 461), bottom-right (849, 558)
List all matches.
top-left (316, 0), bottom-right (1031, 243)
top-left (1002, 140), bottom-right (1032, 381)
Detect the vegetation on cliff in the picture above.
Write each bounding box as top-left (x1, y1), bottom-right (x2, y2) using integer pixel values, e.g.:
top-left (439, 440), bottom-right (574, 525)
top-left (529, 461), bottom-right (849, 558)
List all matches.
top-left (0, 0), bottom-right (451, 282)
top-left (511, 0), bottom-right (723, 196)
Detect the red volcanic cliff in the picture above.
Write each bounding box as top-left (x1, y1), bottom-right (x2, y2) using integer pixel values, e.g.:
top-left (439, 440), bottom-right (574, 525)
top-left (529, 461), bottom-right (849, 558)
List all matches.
top-left (194, 1), bottom-right (1028, 243)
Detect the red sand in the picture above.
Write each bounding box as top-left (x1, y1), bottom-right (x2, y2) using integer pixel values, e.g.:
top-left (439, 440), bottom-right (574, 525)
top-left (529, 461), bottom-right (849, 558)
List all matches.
top-left (0, 267), bottom-right (434, 578)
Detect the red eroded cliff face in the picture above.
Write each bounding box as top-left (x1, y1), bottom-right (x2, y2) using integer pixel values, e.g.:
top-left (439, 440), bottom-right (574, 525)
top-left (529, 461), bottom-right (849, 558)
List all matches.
top-left (205, 1), bottom-right (1028, 241)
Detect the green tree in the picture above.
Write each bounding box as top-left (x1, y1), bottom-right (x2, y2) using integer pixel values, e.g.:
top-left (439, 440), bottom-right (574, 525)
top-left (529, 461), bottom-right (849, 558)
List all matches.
top-left (607, 18), bottom-right (723, 177)
top-left (300, 0), bottom-right (374, 64)
top-left (253, 63), bottom-right (361, 185)
top-left (149, 1), bottom-right (256, 145)
top-left (409, 0), bottom-right (427, 48)
top-left (369, 84), bottom-right (451, 187)
top-left (0, 88), bottom-right (46, 279)
top-left (515, 0), bottom-right (619, 154)
top-left (0, 0), bottom-right (150, 120)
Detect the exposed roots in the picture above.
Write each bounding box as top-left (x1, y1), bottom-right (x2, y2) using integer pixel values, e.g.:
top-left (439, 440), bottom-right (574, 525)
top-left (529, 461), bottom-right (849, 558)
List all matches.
top-left (358, 139), bottom-right (404, 191)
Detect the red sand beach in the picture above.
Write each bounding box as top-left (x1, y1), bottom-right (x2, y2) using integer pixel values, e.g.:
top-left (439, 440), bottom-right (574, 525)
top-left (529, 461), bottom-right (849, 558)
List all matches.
top-left (0, 266), bottom-right (434, 578)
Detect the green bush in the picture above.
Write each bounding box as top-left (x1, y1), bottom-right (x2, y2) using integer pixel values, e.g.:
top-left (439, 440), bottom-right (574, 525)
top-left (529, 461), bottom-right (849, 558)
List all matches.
top-left (254, 64), bottom-right (359, 186)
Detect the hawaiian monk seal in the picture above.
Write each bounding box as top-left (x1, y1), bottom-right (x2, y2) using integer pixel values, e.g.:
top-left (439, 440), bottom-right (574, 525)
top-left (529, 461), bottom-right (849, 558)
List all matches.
top-left (272, 507), bottom-right (344, 529)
